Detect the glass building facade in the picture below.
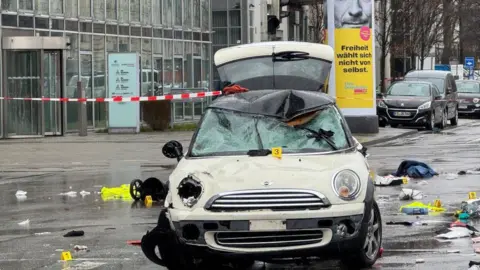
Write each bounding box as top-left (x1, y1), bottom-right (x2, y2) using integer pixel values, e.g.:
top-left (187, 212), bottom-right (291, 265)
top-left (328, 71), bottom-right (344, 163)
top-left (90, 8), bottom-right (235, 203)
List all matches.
top-left (0, 0), bottom-right (212, 136)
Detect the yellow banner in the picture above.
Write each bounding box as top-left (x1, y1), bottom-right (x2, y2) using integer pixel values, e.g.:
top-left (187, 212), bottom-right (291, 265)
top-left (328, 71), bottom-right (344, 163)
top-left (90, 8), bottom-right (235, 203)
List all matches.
top-left (334, 28), bottom-right (374, 109)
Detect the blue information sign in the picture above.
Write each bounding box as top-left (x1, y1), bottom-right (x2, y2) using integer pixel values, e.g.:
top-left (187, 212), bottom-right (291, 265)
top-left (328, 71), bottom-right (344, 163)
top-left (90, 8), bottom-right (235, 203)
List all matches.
top-left (107, 53), bottom-right (140, 133)
top-left (465, 57), bottom-right (475, 68)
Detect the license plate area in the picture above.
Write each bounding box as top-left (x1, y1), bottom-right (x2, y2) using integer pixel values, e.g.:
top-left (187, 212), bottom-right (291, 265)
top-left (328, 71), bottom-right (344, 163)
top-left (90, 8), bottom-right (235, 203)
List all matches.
top-left (459, 105), bottom-right (467, 109)
top-left (393, 111), bottom-right (411, 116)
top-left (249, 220), bottom-right (286, 231)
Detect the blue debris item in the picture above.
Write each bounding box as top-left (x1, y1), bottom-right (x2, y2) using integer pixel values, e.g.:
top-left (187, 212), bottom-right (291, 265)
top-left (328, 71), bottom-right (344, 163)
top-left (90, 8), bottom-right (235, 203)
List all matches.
top-left (401, 207), bottom-right (429, 215)
top-left (459, 213), bottom-right (470, 220)
top-left (393, 160), bottom-right (438, 179)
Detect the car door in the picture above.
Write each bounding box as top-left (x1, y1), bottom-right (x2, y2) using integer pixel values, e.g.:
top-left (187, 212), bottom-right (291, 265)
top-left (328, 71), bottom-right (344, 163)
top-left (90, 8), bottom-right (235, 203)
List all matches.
top-left (432, 86), bottom-right (443, 123)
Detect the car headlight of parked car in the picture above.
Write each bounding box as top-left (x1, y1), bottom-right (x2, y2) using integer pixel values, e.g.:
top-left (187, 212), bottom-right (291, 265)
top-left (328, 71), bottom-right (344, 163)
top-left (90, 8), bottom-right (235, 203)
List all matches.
top-left (377, 100), bottom-right (387, 108)
top-left (474, 98), bottom-right (479, 103)
top-left (418, 101), bottom-right (431, 110)
top-left (332, 170), bottom-right (361, 201)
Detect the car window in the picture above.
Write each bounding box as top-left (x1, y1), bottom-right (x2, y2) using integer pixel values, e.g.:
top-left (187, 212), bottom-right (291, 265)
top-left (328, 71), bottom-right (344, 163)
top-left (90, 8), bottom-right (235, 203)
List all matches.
top-left (432, 86), bottom-right (440, 97)
top-left (387, 83), bottom-right (431, 96)
top-left (190, 106), bottom-right (349, 157)
top-left (405, 77), bottom-right (445, 93)
top-left (456, 82), bottom-right (480, 93)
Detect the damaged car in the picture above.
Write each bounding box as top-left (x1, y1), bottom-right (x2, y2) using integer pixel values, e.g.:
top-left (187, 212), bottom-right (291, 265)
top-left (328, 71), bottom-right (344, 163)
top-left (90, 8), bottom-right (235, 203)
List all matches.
top-left (141, 41), bottom-right (382, 269)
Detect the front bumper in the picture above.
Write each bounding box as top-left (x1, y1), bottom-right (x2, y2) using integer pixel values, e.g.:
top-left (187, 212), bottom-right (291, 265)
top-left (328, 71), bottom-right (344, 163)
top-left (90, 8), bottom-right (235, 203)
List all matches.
top-left (377, 107), bottom-right (430, 126)
top-left (458, 103), bottom-right (480, 115)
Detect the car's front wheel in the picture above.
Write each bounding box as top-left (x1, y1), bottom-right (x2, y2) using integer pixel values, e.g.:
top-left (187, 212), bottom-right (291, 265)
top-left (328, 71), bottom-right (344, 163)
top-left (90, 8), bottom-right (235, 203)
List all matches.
top-left (450, 107), bottom-right (458, 126)
top-left (341, 201), bottom-right (382, 268)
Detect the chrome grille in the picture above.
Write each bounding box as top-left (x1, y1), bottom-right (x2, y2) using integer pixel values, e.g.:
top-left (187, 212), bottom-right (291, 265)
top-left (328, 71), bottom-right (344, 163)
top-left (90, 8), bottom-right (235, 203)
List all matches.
top-left (215, 230), bottom-right (324, 248)
top-left (205, 189), bottom-right (329, 211)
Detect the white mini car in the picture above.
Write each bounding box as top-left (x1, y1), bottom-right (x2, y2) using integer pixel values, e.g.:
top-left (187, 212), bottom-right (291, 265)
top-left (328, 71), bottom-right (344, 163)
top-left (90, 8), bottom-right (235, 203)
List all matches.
top-left (141, 42), bottom-right (382, 269)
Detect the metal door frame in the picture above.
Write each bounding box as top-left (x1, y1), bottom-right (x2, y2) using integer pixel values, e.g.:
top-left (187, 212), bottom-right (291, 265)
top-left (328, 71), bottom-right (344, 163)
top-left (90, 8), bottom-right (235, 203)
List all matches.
top-left (1, 36), bottom-right (69, 138)
top-left (43, 50), bottom-right (64, 136)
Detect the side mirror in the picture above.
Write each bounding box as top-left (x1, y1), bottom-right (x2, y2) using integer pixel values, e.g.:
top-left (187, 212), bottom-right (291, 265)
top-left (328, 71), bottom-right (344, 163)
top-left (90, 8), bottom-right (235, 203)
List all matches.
top-left (162, 140), bottom-right (184, 161)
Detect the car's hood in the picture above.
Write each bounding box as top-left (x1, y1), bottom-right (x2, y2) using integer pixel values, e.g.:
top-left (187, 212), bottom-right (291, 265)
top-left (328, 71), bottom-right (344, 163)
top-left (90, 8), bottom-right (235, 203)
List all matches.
top-left (458, 93), bottom-right (480, 100)
top-left (383, 96), bottom-right (430, 108)
top-left (168, 151), bottom-right (369, 208)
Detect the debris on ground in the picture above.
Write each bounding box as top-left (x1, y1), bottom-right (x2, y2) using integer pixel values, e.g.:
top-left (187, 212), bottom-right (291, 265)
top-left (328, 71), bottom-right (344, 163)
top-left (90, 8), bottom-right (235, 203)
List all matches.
top-left (446, 173), bottom-right (458, 180)
top-left (34, 232), bottom-right (51, 236)
top-left (100, 184), bottom-right (133, 201)
top-left (18, 219), bottom-right (30, 227)
top-left (392, 160), bottom-right (438, 179)
top-left (59, 191), bottom-right (77, 197)
top-left (415, 258), bottom-right (425, 263)
top-left (459, 169), bottom-right (480, 175)
top-left (63, 230), bottom-right (85, 237)
top-left (400, 201), bottom-right (445, 215)
top-left (446, 249), bottom-right (460, 253)
top-left (127, 240), bottom-right (141, 246)
top-left (15, 190), bottom-right (27, 197)
top-left (435, 226), bottom-right (476, 239)
top-left (73, 245), bottom-right (88, 251)
top-left (399, 189), bottom-right (424, 200)
top-left (386, 221), bottom-right (427, 226)
top-left (79, 190), bottom-right (91, 197)
top-left (456, 200), bottom-right (480, 219)
top-left (130, 177), bottom-right (166, 201)
top-left (374, 175), bottom-right (406, 186)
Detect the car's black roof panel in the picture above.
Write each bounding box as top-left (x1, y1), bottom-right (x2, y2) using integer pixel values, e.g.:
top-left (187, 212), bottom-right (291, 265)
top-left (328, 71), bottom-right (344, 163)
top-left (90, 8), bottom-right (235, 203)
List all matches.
top-left (208, 89), bottom-right (335, 122)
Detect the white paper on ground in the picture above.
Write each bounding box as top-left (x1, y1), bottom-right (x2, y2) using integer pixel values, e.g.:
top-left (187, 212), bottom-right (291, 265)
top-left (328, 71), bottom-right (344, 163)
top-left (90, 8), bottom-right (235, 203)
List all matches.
top-left (435, 227), bottom-right (473, 239)
top-left (399, 188), bottom-right (424, 200)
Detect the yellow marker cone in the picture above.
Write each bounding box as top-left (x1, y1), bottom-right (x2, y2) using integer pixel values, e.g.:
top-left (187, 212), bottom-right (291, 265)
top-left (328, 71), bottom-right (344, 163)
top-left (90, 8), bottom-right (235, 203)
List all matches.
top-left (433, 199), bottom-right (442, 208)
top-left (272, 147), bottom-right (282, 159)
top-left (469, 192), bottom-right (477, 200)
top-left (145, 195), bottom-right (153, 206)
top-left (402, 177), bottom-right (408, 184)
top-left (61, 251), bottom-right (72, 261)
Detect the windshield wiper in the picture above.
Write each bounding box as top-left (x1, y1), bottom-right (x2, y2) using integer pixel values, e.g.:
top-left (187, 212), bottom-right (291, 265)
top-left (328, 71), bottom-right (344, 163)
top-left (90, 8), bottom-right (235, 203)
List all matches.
top-left (247, 149), bottom-right (272, 156)
top-left (296, 127), bottom-right (338, 150)
top-left (272, 51), bottom-right (310, 62)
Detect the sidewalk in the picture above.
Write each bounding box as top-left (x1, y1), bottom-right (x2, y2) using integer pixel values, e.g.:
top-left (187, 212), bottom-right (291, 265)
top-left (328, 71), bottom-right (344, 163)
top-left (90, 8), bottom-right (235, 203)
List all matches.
top-left (0, 128), bottom-right (414, 172)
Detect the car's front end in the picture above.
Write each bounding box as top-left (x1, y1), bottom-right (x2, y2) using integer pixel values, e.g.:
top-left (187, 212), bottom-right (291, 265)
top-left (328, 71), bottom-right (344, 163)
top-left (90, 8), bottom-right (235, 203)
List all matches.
top-left (458, 96), bottom-right (480, 116)
top-left (377, 97), bottom-right (433, 127)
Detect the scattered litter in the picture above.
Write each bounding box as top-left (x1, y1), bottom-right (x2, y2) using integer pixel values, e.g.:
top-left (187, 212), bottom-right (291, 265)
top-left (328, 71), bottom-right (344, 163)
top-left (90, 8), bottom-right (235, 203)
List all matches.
top-left (386, 221), bottom-right (427, 226)
top-left (100, 184), bottom-right (133, 201)
top-left (436, 227), bottom-right (474, 239)
top-left (127, 240), bottom-right (141, 246)
top-left (400, 201), bottom-right (445, 215)
top-left (55, 249), bottom-right (64, 252)
top-left (469, 261), bottom-right (480, 270)
top-left (417, 180), bottom-right (428, 186)
top-left (415, 259), bottom-right (425, 263)
top-left (446, 173), bottom-right (458, 180)
top-left (392, 160), bottom-right (438, 179)
top-left (74, 245), bottom-right (88, 251)
top-left (459, 169), bottom-right (480, 175)
top-left (15, 190), bottom-right (27, 196)
top-left (399, 189), bottom-right (424, 200)
top-left (18, 219), bottom-right (30, 226)
top-left (63, 230), bottom-right (85, 237)
top-left (79, 190), bottom-right (91, 197)
top-left (34, 232), bottom-right (51, 236)
top-left (447, 249), bottom-right (460, 253)
top-left (67, 261), bottom-right (106, 269)
top-left (374, 175), bottom-right (405, 186)
top-left (105, 227), bottom-right (116, 230)
top-left (59, 191), bottom-right (77, 197)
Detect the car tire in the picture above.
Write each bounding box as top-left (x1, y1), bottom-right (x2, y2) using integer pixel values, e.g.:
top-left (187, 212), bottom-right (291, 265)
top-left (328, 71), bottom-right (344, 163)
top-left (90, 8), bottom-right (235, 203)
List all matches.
top-left (450, 107), bottom-right (458, 126)
top-left (426, 111), bottom-right (435, 130)
top-left (439, 109), bottom-right (447, 129)
top-left (390, 124), bottom-right (399, 128)
top-left (340, 200), bottom-right (382, 268)
top-left (379, 121), bottom-right (386, 128)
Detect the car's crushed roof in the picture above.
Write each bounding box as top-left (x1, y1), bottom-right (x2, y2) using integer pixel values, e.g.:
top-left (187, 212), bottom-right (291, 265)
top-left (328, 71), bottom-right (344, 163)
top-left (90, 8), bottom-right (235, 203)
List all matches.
top-left (208, 90), bottom-right (335, 122)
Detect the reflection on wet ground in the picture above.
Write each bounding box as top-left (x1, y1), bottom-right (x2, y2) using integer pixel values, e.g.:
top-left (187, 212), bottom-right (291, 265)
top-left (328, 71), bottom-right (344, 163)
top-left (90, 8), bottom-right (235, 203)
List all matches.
top-left (3, 123), bottom-right (480, 269)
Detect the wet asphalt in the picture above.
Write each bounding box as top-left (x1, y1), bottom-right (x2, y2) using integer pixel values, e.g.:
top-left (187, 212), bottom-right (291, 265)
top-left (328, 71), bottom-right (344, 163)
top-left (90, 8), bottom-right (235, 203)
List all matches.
top-left (2, 119), bottom-right (480, 270)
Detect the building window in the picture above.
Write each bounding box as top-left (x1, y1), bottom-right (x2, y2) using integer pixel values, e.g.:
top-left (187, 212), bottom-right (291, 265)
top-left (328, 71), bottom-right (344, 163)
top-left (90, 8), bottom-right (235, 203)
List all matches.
top-left (174, 0), bottom-right (182, 26)
top-left (94, 0), bottom-right (105, 20)
top-left (66, 0), bottom-right (78, 17)
top-left (163, 0), bottom-right (172, 26)
top-left (106, 0), bottom-right (116, 20)
top-left (19, 0), bottom-right (33, 10)
top-left (201, 0), bottom-right (209, 31)
top-left (193, 0), bottom-right (200, 28)
top-left (80, 0), bottom-right (91, 17)
top-left (152, 0), bottom-right (161, 25)
top-left (118, 0), bottom-right (129, 23)
top-left (35, 0), bottom-right (49, 14)
top-left (142, 0), bottom-right (152, 25)
top-left (2, 0), bottom-right (17, 11)
top-left (131, 0), bottom-right (140, 22)
top-left (51, 0), bottom-right (63, 14)
top-left (183, 0), bottom-right (192, 28)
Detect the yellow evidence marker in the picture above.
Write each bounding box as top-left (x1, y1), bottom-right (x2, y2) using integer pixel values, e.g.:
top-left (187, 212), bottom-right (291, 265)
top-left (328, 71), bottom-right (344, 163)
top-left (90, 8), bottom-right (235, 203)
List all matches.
top-left (61, 251), bottom-right (72, 261)
top-left (145, 195), bottom-right (153, 207)
top-left (469, 192), bottom-right (477, 200)
top-left (402, 177), bottom-right (408, 184)
top-left (272, 147), bottom-right (282, 159)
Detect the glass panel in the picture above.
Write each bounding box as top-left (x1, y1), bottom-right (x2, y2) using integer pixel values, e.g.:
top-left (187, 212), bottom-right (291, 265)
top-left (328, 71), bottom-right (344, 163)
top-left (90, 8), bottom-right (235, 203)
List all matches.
top-left (2, 0), bottom-right (17, 11)
top-left (119, 37), bottom-right (129, 52)
top-left (107, 36), bottom-right (118, 51)
top-left (118, 0), bottom-right (129, 23)
top-left (174, 58), bottom-right (183, 89)
top-left (154, 56), bottom-right (163, 94)
top-left (19, 0), bottom-right (33, 10)
top-left (6, 51), bottom-right (41, 136)
top-left (131, 0), bottom-right (140, 22)
top-left (230, 28), bottom-right (241, 44)
top-left (184, 42), bottom-right (192, 88)
top-left (131, 37), bottom-right (141, 52)
top-left (163, 0), bottom-right (172, 27)
top-left (142, 39), bottom-right (152, 96)
top-left (80, 34), bottom-right (92, 50)
top-left (44, 51), bottom-right (62, 134)
top-left (66, 0), bottom-right (78, 17)
top-left (230, 10), bottom-right (240, 26)
top-left (164, 40), bottom-right (173, 93)
top-left (193, 0), bottom-right (200, 28)
top-left (66, 33), bottom-right (79, 131)
top-left (212, 11), bottom-right (227, 27)
top-left (94, 0), bottom-right (105, 20)
top-left (183, 0), bottom-right (192, 28)
top-left (174, 0), bottom-right (182, 26)
top-left (152, 0), bottom-right (161, 25)
top-left (194, 58), bottom-right (201, 87)
top-left (106, 0), bottom-right (116, 20)
top-left (93, 36), bottom-right (106, 128)
top-left (202, 43), bottom-right (210, 89)
top-left (201, 0), bottom-right (209, 31)
top-left (35, 0), bottom-right (49, 14)
top-left (142, 0), bottom-right (151, 25)
top-left (80, 0), bottom-right (91, 17)
top-left (80, 54), bottom-right (93, 127)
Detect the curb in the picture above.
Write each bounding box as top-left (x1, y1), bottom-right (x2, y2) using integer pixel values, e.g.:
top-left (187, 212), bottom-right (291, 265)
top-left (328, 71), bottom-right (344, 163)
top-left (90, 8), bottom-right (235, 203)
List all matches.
top-left (361, 130), bottom-right (419, 147)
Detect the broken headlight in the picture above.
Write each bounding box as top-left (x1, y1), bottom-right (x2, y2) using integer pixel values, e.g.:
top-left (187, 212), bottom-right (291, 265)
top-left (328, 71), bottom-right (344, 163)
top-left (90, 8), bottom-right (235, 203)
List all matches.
top-left (177, 176), bottom-right (203, 207)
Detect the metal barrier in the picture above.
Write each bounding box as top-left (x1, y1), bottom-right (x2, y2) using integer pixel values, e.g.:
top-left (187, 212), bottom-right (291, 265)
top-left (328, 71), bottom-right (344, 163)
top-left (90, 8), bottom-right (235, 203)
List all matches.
top-left (169, 88), bottom-right (212, 128)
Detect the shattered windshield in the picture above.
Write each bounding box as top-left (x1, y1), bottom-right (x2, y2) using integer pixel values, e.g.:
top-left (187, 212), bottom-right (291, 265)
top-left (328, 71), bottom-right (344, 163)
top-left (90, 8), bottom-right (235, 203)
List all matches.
top-left (190, 106), bottom-right (349, 157)
top-left (217, 57), bottom-right (331, 91)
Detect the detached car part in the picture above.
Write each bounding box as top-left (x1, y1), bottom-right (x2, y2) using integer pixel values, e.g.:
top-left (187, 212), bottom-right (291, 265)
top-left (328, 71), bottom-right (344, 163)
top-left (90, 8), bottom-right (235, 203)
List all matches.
top-left (177, 176), bottom-right (203, 207)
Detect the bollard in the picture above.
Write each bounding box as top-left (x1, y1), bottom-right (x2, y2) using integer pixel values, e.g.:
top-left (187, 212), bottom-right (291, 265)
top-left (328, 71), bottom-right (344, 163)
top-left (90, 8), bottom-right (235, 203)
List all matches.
top-left (77, 81), bottom-right (87, 136)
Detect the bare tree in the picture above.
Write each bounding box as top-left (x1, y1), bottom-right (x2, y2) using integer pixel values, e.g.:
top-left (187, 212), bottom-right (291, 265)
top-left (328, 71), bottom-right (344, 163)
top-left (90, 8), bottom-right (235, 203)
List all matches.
top-left (306, 0), bottom-right (324, 43)
top-left (458, 0), bottom-right (480, 62)
top-left (375, 0), bottom-right (394, 93)
top-left (441, 0), bottom-right (457, 64)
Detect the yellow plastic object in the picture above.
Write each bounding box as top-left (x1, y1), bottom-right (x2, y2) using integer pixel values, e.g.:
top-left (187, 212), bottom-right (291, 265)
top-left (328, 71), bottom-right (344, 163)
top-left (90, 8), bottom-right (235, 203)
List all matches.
top-left (272, 147), bottom-right (282, 159)
top-left (145, 195), bottom-right (153, 207)
top-left (433, 199), bottom-right (442, 208)
top-left (100, 184), bottom-right (133, 201)
top-left (61, 251), bottom-right (72, 261)
top-left (402, 177), bottom-right (408, 184)
top-left (469, 192), bottom-right (477, 199)
top-left (399, 201), bottom-right (446, 213)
